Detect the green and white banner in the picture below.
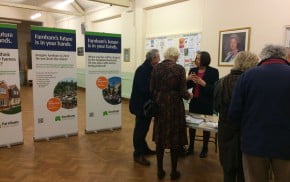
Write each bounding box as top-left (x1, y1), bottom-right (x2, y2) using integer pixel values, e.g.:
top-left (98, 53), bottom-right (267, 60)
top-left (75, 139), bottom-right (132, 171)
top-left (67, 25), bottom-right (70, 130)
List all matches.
top-left (0, 24), bottom-right (23, 147)
top-left (31, 26), bottom-right (77, 140)
top-left (85, 32), bottom-right (121, 132)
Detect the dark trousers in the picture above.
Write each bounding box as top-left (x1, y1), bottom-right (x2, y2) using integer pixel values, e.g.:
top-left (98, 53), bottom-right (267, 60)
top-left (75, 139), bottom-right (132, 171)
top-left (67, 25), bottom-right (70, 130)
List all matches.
top-left (133, 115), bottom-right (152, 157)
top-left (223, 168), bottom-right (244, 182)
top-left (189, 128), bottom-right (210, 150)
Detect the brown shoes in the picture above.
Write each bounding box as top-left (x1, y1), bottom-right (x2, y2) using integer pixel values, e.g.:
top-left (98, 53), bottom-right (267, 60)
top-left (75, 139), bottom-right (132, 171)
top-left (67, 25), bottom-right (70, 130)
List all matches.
top-left (134, 155), bottom-right (150, 166)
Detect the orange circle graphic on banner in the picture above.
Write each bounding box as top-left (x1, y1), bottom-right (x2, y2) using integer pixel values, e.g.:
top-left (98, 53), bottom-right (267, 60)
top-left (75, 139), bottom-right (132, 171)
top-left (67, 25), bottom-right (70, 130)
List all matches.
top-left (47, 98), bottom-right (61, 112)
top-left (96, 76), bottom-right (108, 89)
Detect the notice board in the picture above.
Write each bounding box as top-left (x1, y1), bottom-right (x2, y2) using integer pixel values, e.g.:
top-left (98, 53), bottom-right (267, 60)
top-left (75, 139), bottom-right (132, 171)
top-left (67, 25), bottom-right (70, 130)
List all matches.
top-left (145, 32), bottom-right (201, 72)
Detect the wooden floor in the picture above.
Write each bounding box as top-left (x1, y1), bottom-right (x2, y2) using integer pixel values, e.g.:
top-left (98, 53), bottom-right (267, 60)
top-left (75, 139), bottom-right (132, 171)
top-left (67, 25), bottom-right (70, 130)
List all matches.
top-left (0, 87), bottom-right (223, 182)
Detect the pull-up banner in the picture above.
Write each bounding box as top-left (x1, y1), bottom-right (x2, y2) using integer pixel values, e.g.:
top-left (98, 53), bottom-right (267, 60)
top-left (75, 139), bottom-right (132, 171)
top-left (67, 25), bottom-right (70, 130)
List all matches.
top-left (85, 32), bottom-right (122, 132)
top-left (31, 26), bottom-right (77, 140)
top-left (0, 24), bottom-right (23, 147)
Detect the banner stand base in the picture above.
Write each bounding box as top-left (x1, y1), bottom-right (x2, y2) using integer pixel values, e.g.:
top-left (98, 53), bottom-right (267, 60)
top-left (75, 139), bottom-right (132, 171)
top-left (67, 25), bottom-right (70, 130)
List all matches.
top-left (33, 132), bottom-right (78, 142)
top-left (85, 127), bottom-right (121, 134)
top-left (0, 141), bottom-right (23, 149)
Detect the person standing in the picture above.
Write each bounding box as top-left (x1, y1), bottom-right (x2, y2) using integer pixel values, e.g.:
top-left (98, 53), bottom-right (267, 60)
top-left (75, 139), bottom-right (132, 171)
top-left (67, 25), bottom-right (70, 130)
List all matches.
top-left (129, 49), bottom-right (160, 166)
top-left (150, 47), bottom-right (192, 180)
top-left (228, 45), bottom-right (290, 182)
top-left (214, 51), bottom-right (259, 182)
top-left (186, 51), bottom-right (219, 158)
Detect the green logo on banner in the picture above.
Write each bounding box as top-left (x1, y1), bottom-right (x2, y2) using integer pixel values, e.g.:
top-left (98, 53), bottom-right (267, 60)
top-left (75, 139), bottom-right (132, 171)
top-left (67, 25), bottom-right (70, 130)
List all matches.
top-left (55, 116), bottom-right (61, 122)
top-left (103, 111), bottom-right (108, 116)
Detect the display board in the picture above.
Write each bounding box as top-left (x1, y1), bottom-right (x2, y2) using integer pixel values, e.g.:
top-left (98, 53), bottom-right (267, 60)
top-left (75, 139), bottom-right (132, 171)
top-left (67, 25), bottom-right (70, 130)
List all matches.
top-left (145, 33), bottom-right (201, 72)
top-left (0, 23), bottom-right (23, 147)
top-left (85, 32), bottom-right (122, 132)
top-left (31, 26), bottom-right (77, 140)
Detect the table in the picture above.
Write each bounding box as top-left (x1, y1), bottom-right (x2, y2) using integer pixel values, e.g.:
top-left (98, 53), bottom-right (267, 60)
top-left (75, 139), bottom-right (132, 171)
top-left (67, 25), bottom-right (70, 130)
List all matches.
top-left (186, 113), bottom-right (218, 152)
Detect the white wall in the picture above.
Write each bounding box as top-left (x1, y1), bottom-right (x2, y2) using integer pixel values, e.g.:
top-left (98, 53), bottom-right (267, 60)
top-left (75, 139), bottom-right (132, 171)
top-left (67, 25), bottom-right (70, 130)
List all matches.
top-left (86, 6), bottom-right (126, 31)
top-left (56, 16), bottom-right (86, 68)
top-left (92, 17), bottom-right (122, 34)
top-left (145, 0), bottom-right (203, 37)
top-left (121, 11), bottom-right (137, 72)
top-left (202, 0), bottom-right (290, 77)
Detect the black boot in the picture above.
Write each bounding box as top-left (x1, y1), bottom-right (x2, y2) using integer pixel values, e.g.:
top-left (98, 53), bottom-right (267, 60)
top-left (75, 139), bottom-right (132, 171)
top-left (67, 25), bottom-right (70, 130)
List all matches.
top-left (170, 148), bottom-right (180, 180)
top-left (199, 147), bottom-right (208, 158)
top-left (185, 145), bottom-right (194, 155)
top-left (157, 145), bottom-right (165, 179)
top-left (186, 128), bottom-right (196, 155)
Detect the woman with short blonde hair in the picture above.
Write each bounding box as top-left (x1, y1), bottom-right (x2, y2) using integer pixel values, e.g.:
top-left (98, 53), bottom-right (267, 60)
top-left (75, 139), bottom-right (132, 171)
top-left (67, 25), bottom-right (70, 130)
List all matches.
top-left (233, 51), bottom-right (259, 71)
top-left (151, 47), bottom-right (192, 180)
top-left (164, 47), bottom-right (180, 61)
top-left (214, 51), bottom-right (259, 182)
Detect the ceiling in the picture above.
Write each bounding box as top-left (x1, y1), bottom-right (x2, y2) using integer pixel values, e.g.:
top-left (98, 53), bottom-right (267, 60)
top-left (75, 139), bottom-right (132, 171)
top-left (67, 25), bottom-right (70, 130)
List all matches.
top-left (0, 0), bottom-right (105, 10)
top-left (0, 0), bottom-right (120, 18)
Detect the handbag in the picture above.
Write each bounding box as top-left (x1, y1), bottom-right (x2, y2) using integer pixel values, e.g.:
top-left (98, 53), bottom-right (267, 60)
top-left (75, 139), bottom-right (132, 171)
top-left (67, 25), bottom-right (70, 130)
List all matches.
top-left (143, 98), bottom-right (158, 118)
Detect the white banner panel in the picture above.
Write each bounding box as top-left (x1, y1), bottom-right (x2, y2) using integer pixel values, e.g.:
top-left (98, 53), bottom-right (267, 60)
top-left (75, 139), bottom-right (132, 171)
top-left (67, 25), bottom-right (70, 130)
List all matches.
top-left (85, 32), bottom-right (121, 132)
top-left (31, 26), bottom-right (77, 140)
top-left (0, 24), bottom-right (23, 147)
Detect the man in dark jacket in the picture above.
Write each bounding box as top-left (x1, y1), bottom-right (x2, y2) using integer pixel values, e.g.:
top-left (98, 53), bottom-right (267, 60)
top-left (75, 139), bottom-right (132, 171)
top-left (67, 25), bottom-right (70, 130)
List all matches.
top-left (130, 49), bottom-right (160, 166)
top-left (228, 45), bottom-right (290, 182)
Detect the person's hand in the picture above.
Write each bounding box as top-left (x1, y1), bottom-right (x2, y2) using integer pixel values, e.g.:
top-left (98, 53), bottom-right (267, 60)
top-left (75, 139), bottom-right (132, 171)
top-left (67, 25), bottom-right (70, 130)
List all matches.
top-left (187, 73), bottom-right (195, 81)
top-left (192, 75), bottom-right (206, 87)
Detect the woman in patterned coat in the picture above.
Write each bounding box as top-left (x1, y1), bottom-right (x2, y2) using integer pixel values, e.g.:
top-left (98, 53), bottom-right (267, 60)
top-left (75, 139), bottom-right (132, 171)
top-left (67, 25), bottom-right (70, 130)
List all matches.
top-left (214, 51), bottom-right (258, 182)
top-left (150, 47), bottom-right (193, 180)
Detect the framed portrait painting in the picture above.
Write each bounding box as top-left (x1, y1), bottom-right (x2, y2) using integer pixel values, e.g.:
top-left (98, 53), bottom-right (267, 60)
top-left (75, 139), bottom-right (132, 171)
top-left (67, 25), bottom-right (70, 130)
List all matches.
top-left (285, 26), bottom-right (290, 47)
top-left (218, 27), bottom-right (251, 66)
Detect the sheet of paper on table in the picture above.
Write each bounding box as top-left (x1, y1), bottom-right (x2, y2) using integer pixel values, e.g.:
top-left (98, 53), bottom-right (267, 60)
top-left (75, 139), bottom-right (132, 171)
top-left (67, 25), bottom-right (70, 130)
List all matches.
top-left (186, 115), bottom-right (204, 124)
top-left (205, 115), bottom-right (219, 123)
top-left (200, 122), bottom-right (218, 129)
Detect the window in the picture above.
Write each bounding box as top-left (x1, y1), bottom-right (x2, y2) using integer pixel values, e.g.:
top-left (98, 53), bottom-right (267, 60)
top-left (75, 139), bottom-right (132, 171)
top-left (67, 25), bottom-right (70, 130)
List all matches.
top-left (0, 88), bottom-right (6, 94)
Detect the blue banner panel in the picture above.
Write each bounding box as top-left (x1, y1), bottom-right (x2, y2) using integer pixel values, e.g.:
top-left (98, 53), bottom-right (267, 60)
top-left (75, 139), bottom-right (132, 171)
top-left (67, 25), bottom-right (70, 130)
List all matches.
top-left (0, 26), bottom-right (18, 49)
top-left (85, 32), bottom-right (121, 53)
top-left (31, 29), bottom-right (76, 52)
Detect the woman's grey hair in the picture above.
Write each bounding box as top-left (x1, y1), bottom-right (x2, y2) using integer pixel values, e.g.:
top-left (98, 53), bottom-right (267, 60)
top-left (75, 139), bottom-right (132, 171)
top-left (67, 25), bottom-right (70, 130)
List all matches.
top-left (233, 51), bottom-right (259, 72)
top-left (146, 49), bottom-right (159, 61)
top-left (164, 47), bottom-right (180, 60)
top-left (260, 45), bottom-right (287, 60)
top-left (230, 34), bottom-right (240, 43)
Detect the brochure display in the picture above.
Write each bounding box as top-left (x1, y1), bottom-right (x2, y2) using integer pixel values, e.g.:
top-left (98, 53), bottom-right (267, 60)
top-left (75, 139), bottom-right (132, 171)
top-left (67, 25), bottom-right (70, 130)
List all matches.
top-left (0, 24), bottom-right (23, 147)
top-left (31, 26), bottom-right (77, 140)
top-left (85, 32), bottom-right (121, 132)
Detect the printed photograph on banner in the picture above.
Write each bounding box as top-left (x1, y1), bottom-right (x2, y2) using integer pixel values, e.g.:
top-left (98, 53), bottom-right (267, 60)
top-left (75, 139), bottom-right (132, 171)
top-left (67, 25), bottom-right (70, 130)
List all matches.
top-left (98, 76), bottom-right (121, 105)
top-left (53, 78), bottom-right (77, 109)
top-left (0, 80), bottom-right (21, 114)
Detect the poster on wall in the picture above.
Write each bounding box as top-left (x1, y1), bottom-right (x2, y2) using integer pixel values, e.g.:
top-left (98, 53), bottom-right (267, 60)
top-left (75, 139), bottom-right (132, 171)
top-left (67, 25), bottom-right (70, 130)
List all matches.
top-left (0, 23), bottom-right (23, 147)
top-left (85, 32), bottom-right (121, 132)
top-left (31, 26), bottom-right (77, 140)
top-left (145, 33), bottom-right (201, 73)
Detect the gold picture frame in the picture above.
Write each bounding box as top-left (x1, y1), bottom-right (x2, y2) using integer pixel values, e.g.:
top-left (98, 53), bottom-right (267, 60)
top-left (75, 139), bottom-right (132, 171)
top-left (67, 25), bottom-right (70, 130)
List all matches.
top-left (218, 27), bottom-right (251, 66)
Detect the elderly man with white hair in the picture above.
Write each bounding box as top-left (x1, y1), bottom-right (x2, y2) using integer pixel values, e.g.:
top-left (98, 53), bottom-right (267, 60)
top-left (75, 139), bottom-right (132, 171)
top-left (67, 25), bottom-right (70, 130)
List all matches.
top-left (228, 45), bottom-right (290, 182)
